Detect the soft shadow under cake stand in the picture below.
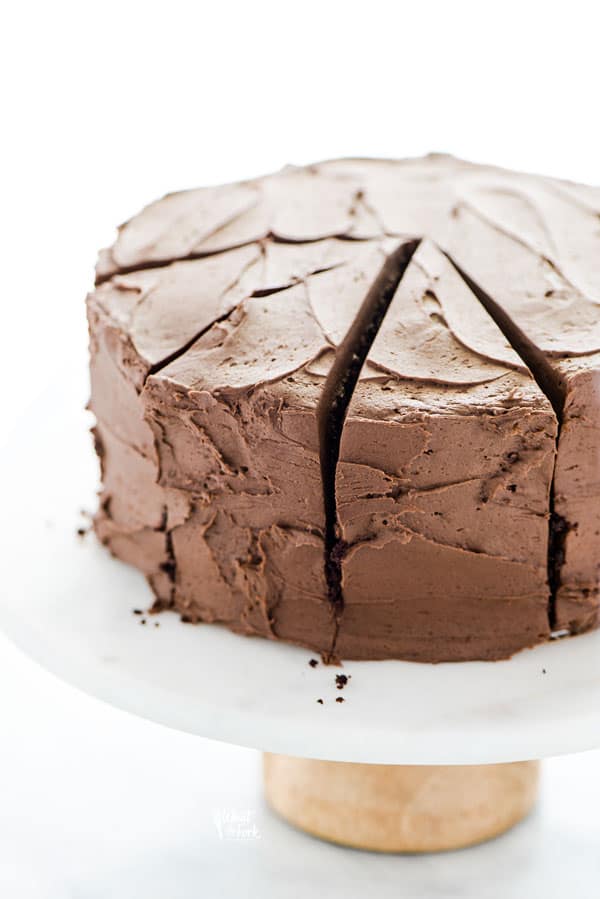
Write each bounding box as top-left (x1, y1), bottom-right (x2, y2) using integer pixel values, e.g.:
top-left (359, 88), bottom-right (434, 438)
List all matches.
top-left (3, 391), bottom-right (600, 853)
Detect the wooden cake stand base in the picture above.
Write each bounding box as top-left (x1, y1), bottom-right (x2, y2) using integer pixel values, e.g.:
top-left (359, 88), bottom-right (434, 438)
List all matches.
top-left (264, 754), bottom-right (540, 853)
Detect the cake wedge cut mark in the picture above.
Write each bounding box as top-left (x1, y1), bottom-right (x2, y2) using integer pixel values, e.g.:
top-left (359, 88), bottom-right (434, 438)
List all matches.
top-left (317, 238), bottom-right (421, 659)
top-left (441, 253), bottom-right (567, 418)
top-left (441, 251), bottom-right (569, 632)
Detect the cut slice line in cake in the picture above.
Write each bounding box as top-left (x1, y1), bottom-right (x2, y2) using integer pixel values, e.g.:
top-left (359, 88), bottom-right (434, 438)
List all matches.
top-left (317, 238), bottom-right (421, 660)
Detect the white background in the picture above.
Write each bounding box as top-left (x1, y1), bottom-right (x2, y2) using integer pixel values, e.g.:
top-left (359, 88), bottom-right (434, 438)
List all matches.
top-left (2, 0), bottom-right (600, 437)
top-left (2, 1), bottom-right (600, 895)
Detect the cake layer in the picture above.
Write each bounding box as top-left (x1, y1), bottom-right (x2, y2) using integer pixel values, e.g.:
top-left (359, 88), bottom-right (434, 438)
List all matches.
top-left (89, 243), bottom-right (373, 655)
top-left (333, 241), bottom-right (556, 660)
top-left (432, 172), bottom-right (600, 636)
top-left (336, 380), bottom-right (555, 660)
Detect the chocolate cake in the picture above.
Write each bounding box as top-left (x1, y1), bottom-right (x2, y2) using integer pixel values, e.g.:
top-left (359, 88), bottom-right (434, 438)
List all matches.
top-left (88, 155), bottom-right (600, 662)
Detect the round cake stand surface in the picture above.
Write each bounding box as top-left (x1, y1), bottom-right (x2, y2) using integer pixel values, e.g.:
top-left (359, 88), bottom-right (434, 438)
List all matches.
top-left (2, 382), bottom-right (600, 851)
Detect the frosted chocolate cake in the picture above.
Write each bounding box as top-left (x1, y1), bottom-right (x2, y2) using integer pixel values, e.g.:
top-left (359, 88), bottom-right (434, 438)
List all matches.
top-left (88, 155), bottom-right (600, 662)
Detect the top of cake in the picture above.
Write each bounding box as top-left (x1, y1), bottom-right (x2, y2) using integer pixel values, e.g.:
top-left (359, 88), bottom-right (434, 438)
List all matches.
top-left (96, 154), bottom-right (600, 393)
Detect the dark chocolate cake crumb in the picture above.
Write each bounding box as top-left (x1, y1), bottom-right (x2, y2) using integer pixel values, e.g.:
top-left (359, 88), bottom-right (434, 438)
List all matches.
top-left (150, 598), bottom-right (168, 614)
top-left (133, 609), bottom-right (143, 616)
top-left (309, 659), bottom-right (319, 668)
top-left (76, 526), bottom-right (89, 538)
top-left (335, 696), bottom-right (345, 703)
top-left (140, 618), bottom-right (147, 625)
top-left (317, 698), bottom-right (324, 705)
top-left (335, 673), bottom-right (350, 689)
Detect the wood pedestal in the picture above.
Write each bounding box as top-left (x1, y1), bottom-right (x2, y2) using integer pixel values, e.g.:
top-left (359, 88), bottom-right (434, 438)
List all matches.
top-left (264, 754), bottom-right (539, 853)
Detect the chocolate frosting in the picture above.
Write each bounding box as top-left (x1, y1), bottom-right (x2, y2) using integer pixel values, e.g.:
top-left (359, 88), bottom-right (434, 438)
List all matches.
top-left (88, 155), bottom-right (600, 662)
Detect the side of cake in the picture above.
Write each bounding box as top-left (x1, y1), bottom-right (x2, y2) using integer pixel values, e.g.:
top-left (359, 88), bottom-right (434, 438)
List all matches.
top-left (88, 155), bottom-right (600, 662)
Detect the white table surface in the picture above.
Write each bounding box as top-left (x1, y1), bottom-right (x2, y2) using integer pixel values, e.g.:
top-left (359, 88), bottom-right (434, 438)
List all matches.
top-left (1, 631), bottom-right (599, 899)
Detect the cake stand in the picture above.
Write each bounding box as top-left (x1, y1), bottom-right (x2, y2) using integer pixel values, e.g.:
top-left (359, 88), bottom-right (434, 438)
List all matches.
top-left (2, 377), bottom-right (600, 852)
